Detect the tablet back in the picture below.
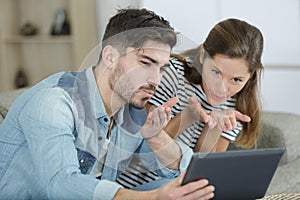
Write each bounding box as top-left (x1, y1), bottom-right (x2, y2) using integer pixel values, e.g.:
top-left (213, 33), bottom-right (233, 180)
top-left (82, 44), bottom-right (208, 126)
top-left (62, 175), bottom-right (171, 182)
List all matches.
top-left (182, 148), bottom-right (285, 200)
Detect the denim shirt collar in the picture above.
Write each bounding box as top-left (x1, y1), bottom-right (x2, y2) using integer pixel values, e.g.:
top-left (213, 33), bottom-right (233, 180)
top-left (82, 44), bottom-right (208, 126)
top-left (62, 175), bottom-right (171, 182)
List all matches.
top-left (85, 66), bottom-right (109, 121)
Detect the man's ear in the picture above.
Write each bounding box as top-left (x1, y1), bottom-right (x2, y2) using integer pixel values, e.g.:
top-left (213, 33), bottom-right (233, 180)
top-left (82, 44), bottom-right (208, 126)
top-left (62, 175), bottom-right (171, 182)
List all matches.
top-left (101, 45), bottom-right (119, 68)
top-left (199, 45), bottom-right (205, 64)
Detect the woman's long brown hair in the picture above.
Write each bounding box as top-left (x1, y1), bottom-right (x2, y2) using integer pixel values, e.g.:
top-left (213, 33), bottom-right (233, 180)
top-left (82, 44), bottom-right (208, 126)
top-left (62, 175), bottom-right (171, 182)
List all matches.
top-left (177, 18), bottom-right (264, 148)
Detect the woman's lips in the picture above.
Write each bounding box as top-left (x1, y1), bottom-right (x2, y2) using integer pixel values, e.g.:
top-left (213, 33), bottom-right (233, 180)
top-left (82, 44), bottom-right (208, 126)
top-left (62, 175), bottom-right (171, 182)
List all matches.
top-left (211, 92), bottom-right (226, 102)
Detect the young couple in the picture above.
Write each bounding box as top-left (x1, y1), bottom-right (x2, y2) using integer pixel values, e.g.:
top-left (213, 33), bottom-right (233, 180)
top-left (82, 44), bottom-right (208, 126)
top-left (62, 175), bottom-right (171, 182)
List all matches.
top-left (0, 8), bottom-right (263, 200)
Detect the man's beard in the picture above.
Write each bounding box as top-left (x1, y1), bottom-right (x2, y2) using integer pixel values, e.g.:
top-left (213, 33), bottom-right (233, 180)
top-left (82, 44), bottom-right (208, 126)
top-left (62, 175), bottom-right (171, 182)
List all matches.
top-left (128, 93), bottom-right (148, 109)
top-left (110, 66), bottom-right (148, 108)
top-left (109, 61), bottom-right (156, 109)
top-left (128, 85), bottom-right (155, 109)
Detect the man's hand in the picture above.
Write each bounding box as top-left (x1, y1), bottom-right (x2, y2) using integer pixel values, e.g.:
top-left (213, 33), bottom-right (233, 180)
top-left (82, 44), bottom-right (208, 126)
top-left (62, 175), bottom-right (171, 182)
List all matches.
top-left (141, 97), bottom-right (178, 139)
top-left (113, 173), bottom-right (214, 200)
top-left (157, 173), bottom-right (215, 200)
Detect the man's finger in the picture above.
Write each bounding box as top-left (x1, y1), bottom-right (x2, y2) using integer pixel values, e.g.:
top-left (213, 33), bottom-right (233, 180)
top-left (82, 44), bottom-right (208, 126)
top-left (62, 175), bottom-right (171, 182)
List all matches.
top-left (163, 97), bottom-right (179, 108)
top-left (177, 171), bottom-right (186, 185)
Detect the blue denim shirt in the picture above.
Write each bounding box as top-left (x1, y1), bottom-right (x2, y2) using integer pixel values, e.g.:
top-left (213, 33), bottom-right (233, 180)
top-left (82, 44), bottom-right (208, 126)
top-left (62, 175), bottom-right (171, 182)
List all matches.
top-left (0, 66), bottom-right (192, 200)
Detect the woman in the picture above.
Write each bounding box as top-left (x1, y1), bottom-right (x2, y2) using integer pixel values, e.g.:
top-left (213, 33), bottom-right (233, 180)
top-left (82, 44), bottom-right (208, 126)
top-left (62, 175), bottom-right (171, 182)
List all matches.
top-left (117, 18), bottom-right (264, 189)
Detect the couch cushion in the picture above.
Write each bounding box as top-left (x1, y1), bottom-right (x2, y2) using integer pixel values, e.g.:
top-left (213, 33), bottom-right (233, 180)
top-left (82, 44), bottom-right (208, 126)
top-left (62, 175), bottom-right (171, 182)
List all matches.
top-left (257, 121), bottom-right (286, 149)
top-left (261, 112), bottom-right (300, 164)
top-left (228, 111), bottom-right (300, 165)
top-left (258, 120), bottom-right (287, 165)
top-left (266, 158), bottom-right (300, 195)
top-left (228, 123), bottom-right (286, 151)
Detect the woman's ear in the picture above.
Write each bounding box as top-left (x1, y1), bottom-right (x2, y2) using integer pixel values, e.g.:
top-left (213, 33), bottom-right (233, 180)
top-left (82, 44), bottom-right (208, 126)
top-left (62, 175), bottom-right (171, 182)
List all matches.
top-left (101, 45), bottom-right (119, 68)
top-left (199, 45), bottom-right (205, 64)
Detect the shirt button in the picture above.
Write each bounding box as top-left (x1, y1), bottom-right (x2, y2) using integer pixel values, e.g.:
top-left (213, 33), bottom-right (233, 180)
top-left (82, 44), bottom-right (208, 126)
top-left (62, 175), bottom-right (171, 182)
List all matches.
top-left (80, 159), bottom-right (84, 163)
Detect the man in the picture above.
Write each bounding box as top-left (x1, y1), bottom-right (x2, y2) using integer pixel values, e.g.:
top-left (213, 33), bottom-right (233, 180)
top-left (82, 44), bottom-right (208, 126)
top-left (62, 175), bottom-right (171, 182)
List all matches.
top-left (0, 8), bottom-right (214, 199)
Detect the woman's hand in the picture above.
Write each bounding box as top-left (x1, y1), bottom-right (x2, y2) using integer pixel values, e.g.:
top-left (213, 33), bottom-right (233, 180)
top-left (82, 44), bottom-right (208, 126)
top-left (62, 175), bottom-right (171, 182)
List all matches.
top-left (185, 96), bottom-right (211, 124)
top-left (209, 110), bottom-right (251, 131)
top-left (185, 96), bottom-right (251, 132)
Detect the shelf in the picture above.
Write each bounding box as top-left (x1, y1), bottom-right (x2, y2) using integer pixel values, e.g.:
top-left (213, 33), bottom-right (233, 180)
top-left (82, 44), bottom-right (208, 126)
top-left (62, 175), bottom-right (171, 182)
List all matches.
top-left (0, 0), bottom-right (98, 92)
top-left (4, 35), bottom-right (73, 44)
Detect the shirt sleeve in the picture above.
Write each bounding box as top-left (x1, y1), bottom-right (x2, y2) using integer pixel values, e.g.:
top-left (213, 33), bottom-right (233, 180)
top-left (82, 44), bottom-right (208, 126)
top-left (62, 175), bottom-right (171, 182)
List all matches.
top-left (221, 121), bottom-right (243, 141)
top-left (136, 140), bottom-right (179, 178)
top-left (137, 139), bottom-right (193, 178)
top-left (19, 88), bottom-right (121, 200)
top-left (175, 139), bottom-right (193, 171)
top-left (93, 180), bottom-right (122, 200)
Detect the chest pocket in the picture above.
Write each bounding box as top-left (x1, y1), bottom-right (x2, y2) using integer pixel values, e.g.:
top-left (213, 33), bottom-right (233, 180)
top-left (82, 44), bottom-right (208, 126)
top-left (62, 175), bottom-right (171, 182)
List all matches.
top-left (76, 148), bottom-right (96, 174)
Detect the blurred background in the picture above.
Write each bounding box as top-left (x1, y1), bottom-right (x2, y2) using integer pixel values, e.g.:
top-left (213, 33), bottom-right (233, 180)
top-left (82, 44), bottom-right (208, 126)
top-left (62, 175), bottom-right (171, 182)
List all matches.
top-left (0, 0), bottom-right (299, 115)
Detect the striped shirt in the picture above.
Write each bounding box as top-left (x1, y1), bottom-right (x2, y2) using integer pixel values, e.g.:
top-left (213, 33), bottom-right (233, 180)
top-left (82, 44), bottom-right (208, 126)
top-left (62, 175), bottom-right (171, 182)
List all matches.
top-left (116, 57), bottom-right (242, 188)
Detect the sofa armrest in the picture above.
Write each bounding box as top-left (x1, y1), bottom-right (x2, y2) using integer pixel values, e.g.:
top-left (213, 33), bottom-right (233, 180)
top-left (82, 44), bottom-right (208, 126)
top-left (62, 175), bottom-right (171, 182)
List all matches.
top-left (0, 88), bottom-right (27, 109)
top-left (0, 88), bottom-right (27, 124)
top-left (0, 105), bottom-right (8, 124)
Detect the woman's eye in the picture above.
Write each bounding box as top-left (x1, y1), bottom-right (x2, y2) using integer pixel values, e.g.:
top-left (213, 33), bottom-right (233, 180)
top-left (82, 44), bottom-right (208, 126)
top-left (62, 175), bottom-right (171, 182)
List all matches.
top-left (233, 78), bottom-right (242, 83)
top-left (212, 69), bottom-right (220, 75)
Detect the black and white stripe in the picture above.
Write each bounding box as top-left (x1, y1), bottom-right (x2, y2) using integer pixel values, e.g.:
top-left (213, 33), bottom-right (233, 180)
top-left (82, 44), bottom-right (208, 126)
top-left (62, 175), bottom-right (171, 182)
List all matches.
top-left (116, 57), bottom-right (242, 188)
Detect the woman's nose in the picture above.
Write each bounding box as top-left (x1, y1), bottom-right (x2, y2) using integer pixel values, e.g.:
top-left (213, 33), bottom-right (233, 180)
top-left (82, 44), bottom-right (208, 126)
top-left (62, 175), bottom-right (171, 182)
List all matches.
top-left (215, 78), bottom-right (229, 96)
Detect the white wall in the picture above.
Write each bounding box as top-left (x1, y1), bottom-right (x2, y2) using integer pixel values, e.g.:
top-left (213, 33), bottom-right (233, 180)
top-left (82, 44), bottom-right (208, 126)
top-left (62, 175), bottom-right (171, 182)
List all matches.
top-left (141, 0), bottom-right (300, 115)
top-left (94, 0), bottom-right (300, 115)
top-left (95, 0), bottom-right (140, 41)
top-left (141, 0), bottom-right (300, 66)
top-left (261, 68), bottom-right (300, 115)
top-left (218, 0), bottom-right (300, 66)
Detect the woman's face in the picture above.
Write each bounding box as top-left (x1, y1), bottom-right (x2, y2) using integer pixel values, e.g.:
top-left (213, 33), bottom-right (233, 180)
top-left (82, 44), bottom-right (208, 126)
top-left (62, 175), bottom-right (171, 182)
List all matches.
top-left (201, 53), bottom-right (251, 106)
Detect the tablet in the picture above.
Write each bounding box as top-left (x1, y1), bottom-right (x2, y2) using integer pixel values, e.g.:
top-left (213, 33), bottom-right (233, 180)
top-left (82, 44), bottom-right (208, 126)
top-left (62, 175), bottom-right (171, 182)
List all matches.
top-left (182, 148), bottom-right (285, 200)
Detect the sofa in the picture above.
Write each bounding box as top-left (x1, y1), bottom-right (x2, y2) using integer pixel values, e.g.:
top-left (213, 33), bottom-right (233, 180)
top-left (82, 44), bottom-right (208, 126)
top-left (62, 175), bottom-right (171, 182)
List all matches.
top-left (0, 88), bottom-right (300, 196)
top-left (228, 111), bottom-right (300, 195)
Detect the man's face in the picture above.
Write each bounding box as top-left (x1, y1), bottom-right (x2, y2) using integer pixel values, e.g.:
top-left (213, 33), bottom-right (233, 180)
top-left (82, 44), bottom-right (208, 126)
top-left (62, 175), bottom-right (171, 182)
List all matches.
top-left (110, 41), bottom-right (171, 108)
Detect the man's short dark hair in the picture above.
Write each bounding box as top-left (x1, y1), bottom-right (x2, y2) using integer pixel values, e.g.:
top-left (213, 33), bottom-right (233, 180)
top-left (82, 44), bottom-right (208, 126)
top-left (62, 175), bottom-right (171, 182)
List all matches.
top-left (100, 8), bottom-right (177, 58)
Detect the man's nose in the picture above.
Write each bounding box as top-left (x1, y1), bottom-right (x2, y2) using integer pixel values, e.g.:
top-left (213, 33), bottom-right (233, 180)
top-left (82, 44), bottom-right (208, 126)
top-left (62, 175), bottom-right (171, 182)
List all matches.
top-left (146, 77), bottom-right (159, 88)
top-left (146, 69), bottom-right (160, 88)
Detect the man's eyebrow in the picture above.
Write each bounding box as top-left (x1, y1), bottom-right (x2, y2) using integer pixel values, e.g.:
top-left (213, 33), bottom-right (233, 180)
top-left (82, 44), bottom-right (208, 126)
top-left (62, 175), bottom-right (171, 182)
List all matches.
top-left (140, 54), bottom-right (170, 67)
top-left (140, 54), bottom-right (158, 64)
